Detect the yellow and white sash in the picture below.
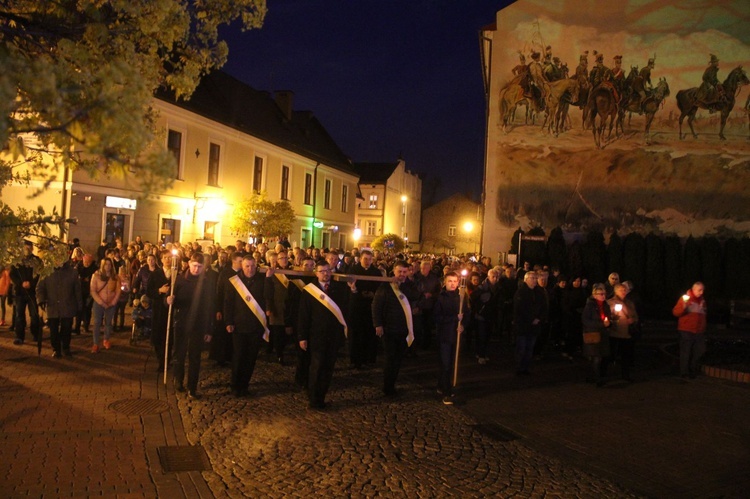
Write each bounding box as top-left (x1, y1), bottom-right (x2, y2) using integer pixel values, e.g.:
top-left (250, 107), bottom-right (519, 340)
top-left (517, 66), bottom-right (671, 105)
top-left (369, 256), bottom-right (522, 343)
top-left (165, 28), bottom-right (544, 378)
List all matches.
top-left (275, 272), bottom-right (289, 288)
top-left (229, 275), bottom-right (270, 342)
top-left (291, 279), bottom-right (305, 291)
top-left (303, 283), bottom-right (348, 337)
top-left (391, 282), bottom-right (414, 346)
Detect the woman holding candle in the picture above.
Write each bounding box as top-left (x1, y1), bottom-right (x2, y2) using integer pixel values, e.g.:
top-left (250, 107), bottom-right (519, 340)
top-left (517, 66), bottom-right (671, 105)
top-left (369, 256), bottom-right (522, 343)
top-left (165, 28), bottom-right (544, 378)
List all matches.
top-left (672, 282), bottom-right (707, 379)
top-left (581, 283), bottom-right (612, 387)
top-left (606, 283), bottom-right (638, 382)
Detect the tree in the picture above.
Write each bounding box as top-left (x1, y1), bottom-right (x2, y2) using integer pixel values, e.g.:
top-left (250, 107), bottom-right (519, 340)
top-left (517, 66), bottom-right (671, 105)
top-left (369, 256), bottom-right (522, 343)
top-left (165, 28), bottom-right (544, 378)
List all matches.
top-left (0, 0), bottom-right (267, 272)
top-left (230, 192), bottom-right (295, 242)
top-left (371, 233), bottom-right (406, 254)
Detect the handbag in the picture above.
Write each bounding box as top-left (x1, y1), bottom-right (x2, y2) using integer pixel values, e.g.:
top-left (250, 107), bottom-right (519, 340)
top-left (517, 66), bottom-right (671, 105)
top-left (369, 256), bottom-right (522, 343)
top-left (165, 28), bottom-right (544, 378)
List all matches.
top-left (582, 331), bottom-right (601, 344)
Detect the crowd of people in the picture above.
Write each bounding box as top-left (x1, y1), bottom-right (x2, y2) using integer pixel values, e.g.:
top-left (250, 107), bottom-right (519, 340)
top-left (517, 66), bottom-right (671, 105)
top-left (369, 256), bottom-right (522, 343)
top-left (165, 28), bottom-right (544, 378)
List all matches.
top-left (2, 236), bottom-right (708, 407)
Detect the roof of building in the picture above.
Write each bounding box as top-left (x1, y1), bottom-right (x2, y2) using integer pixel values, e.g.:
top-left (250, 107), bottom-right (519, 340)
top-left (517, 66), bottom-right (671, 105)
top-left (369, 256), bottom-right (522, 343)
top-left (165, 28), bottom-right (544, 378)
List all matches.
top-left (351, 161), bottom-right (400, 184)
top-left (155, 71), bottom-right (356, 176)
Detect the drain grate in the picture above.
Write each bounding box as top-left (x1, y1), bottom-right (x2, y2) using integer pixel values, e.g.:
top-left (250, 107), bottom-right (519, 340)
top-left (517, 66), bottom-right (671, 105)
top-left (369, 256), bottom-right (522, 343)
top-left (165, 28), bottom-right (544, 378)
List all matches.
top-left (109, 398), bottom-right (170, 416)
top-left (158, 445), bottom-right (212, 472)
top-left (471, 423), bottom-right (520, 442)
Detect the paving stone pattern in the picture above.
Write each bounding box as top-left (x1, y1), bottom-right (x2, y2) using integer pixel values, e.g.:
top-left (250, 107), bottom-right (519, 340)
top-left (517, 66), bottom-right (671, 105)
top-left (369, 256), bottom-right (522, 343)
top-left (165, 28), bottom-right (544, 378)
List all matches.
top-left (181, 356), bottom-right (640, 497)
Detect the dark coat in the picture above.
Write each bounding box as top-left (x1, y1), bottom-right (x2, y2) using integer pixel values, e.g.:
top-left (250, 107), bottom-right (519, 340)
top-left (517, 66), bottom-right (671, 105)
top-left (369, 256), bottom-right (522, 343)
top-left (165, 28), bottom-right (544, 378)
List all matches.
top-left (172, 269), bottom-right (217, 336)
top-left (434, 288), bottom-right (469, 345)
top-left (470, 279), bottom-right (499, 321)
top-left (36, 264), bottom-right (82, 319)
top-left (10, 254), bottom-right (42, 296)
top-left (372, 279), bottom-right (420, 336)
top-left (297, 280), bottom-right (349, 345)
top-left (223, 271), bottom-right (267, 336)
top-left (283, 276), bottom-right (315, 327)
top-left (581, 297), bottom-right (612, 357)
top-left (513, 283), bottom-right (546, 336)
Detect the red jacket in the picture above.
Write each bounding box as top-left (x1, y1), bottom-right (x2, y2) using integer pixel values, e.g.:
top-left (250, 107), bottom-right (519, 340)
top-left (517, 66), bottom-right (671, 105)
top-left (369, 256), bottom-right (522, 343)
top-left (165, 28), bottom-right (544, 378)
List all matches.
top-left (672, 291), bottom-right (706, 334)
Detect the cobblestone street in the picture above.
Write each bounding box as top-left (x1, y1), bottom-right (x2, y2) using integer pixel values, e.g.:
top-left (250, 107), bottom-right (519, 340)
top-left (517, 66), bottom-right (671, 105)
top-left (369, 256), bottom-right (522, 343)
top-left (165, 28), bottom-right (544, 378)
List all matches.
top-left (180, 352), bottom-right (640, 498)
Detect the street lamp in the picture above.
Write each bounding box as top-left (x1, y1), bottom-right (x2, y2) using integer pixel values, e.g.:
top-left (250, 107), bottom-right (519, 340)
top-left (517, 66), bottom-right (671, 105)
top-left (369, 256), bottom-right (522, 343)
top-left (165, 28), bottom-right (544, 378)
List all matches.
top-left (401, 195), bottom-right (408, 243)
top-left (463, 221), bottom-right (476, 255)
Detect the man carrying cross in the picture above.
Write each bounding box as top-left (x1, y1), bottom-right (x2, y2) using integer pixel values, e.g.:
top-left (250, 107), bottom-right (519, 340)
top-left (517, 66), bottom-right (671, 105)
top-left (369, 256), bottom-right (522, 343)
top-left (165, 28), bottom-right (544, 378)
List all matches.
top-left (372, 260), bottom-right (421, 397)
top-left (297, 262), bottom-right (352, 410)
top-left (223, 255), bottom-right (271, 397)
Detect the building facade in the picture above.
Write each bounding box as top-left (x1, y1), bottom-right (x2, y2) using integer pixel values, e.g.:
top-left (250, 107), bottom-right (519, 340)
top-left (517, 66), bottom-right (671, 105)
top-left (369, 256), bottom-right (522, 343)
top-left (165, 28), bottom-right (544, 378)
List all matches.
top-left (352, 160), bottom-right (422, 249)
top-left (3, 72), bottom-right (359, 254)
top-left (421, 193), bottom-right (481, 256)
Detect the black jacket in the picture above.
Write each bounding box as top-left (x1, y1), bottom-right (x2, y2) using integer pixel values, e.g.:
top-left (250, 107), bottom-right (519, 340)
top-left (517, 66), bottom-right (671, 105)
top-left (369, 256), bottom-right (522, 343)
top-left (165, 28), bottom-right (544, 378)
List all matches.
top-left (434, 288), bottom-right (469, 344)
top-left (223, 271), bottom-right (267, 335)
top-left (372, 279), bottom-right (420, 335)
top-left (513, 283), bottom-right (546, 336)
top-left (36, 264), bottom-right (82, 319)
top-left (172, 269), bottom-right (217, 335)
top-left (297, 279), bottom-right (349, 344)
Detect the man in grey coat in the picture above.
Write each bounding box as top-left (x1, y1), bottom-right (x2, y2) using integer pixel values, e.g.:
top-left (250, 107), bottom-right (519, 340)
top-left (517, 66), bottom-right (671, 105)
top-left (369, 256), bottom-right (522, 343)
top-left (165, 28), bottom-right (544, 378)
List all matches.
top-left (37, 261), bottom-right (82, 357)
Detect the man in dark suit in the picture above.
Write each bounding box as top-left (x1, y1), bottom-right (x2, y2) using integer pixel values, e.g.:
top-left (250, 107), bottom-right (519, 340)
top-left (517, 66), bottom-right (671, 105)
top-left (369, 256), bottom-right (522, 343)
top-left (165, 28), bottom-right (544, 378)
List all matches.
top-left (36, 260), bottom-right (82, 357)
top-left (371, 260), bottom-right (421, 397)
top-left (297, 262), bottom-right (351, 410)
top-left (223, 255), bottom-right (269, 397)
top-left (347, 250), bottom-right (382, 368)
top-left (284, 256), bottom-right (316, 388)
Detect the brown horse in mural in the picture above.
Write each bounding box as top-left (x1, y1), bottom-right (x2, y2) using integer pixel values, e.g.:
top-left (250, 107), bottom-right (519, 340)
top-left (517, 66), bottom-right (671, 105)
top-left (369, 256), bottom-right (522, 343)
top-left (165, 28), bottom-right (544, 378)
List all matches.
top-left (498, 77), bottom-right (544, 132)
top-left (677, 66), bottom-right (750, 140)
top-left (586, 84), bottom-right (618, 149)
top-left (618, 78), bottom-right (670, 144)
top-left (543, 78), bottom-right (581, 137)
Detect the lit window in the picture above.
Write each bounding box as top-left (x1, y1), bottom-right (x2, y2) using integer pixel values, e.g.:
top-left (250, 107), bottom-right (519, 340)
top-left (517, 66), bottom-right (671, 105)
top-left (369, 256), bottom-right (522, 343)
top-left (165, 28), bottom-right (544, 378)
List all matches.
top-left (368, 194), bottom-right (378, 209)
top-left (448, 225), bottom-right (456, 236)
top-left (208, 143), bottom-right (220, 187)
top-left (304, 173), bottom-right (312, 205)
top-left (324, 179), bottom-right (332, 209)
top-left (341, 185), bottom-right (348, 212)
top-left (167, 129), bottom-right (183, 180)
top-left (253, 156), bottom-right (263, 193)
top-left (281, 165), bottom-right (290, 200)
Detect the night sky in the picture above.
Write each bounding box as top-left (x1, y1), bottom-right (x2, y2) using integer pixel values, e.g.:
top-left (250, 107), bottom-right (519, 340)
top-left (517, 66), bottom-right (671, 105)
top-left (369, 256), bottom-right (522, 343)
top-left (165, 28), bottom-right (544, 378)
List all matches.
top-left (219, 0), bottom-right (515, 205)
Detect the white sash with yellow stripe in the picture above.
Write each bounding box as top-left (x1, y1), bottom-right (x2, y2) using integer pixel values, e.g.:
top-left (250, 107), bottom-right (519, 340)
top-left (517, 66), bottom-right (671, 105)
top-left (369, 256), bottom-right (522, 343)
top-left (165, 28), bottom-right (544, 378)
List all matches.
top-left (391, 282), bottom-right (414, 346)
top-left (291, 279), bottom-right (305, 291)
top-left (303, 283), bottom-right (348, 338)
top-left (229, 274), bottom-right (270, 342)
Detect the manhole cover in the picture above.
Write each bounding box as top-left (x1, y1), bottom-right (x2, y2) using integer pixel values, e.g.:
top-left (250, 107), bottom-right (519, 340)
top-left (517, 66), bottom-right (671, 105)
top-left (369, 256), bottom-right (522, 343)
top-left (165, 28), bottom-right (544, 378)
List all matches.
top-left (471, 423), bottom-right (520, 442)
top-left (109, 398), bottom-right (170, 416)
top-left (158, 445), bottom-right (212, 472)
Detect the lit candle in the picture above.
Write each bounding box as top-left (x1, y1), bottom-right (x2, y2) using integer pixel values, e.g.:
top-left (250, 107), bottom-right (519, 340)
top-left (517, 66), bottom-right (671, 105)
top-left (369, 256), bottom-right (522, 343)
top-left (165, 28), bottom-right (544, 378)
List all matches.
top-left (682, 294), bottom-right (690, 302)
top-left (614, 303), bottom-right (623, 314)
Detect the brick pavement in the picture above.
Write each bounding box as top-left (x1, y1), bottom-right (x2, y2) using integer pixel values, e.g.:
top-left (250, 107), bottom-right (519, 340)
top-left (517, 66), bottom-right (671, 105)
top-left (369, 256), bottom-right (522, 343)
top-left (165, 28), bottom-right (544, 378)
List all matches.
top-left (2, 318), bottom-right (748, 498)
top-left (180, 351), bottom-right (640, 497)
top-left (0, 325), bottom-right (211, 498)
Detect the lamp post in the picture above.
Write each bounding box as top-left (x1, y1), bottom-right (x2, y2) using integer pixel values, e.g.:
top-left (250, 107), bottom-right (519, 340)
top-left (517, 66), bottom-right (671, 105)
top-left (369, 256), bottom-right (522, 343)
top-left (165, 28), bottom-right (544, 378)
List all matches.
top-left (400, 195), bottom-right (408, 242)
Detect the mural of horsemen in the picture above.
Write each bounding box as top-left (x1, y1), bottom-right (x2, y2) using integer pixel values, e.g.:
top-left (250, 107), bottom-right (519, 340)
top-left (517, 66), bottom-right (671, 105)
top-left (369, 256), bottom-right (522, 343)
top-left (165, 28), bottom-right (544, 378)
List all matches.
top-left (480, 0), bottom-right (750, 254)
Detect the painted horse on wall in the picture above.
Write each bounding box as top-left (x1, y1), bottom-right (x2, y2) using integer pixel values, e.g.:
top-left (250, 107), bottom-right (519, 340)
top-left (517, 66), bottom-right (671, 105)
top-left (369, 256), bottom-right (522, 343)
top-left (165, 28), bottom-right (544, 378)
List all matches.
top-left (618, 78), bottom-right (670, 144)
top-left (677, 66), bottom-right (749, 140)
top-left (586, 81), bottom-right (619, 149)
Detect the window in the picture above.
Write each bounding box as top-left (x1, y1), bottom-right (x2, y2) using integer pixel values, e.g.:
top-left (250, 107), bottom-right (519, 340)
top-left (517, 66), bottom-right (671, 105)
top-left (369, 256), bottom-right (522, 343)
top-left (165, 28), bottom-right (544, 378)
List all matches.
top-left (281, 165), bottom-right (290, 200)
top-left (208, 143), bottom-right (220, 186)
top-left (339, 233), bottom-right (347, 250)
top-left (366, 220), bottom-right (377, 236)
top-left (204, 221), bottom-right (218, 240)
top-left (301, 228), bottom-right (311, 249)
top-left (324, 179), bottom-right (332, 209)
top-left (167, 129), bottom-right (183, 180)
top-left (448, 225), bottom-right (457, 236)
top-left (368, 194), bottom-right (378, 209)
top-left (304, 173), bottom-right (312, 205)
top-left (253, 156), bottom-right (263, 193)
top-left (341, 185), bottom-right (348, 212)
top-left (322, 231), bottom-right (331, 249)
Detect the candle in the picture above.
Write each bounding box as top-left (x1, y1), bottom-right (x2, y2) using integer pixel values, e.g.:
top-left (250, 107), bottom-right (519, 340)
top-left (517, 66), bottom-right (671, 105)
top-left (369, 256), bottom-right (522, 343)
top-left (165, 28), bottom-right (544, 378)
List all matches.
top-left (614, 303), bottom-right (623, 313)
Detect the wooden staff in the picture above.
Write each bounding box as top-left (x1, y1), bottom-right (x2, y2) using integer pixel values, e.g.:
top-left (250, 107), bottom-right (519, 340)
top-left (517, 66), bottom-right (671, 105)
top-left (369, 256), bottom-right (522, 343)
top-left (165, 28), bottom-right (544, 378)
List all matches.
top-left (163, 249), bottom-right (179, 385)
top-left (452, 270), bottom-right (468, 387)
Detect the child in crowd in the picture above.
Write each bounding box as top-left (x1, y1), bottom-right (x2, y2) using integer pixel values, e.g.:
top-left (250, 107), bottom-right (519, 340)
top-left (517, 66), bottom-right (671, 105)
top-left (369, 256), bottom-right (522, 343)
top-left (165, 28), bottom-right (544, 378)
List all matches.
top-left (132, 294), bottom-right (153, 339)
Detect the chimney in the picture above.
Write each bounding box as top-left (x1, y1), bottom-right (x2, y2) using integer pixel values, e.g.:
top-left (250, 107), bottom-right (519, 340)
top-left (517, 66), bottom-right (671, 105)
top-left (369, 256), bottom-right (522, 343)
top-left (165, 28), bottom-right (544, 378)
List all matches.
top-left (274, 90), bottom-right (294, 120)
